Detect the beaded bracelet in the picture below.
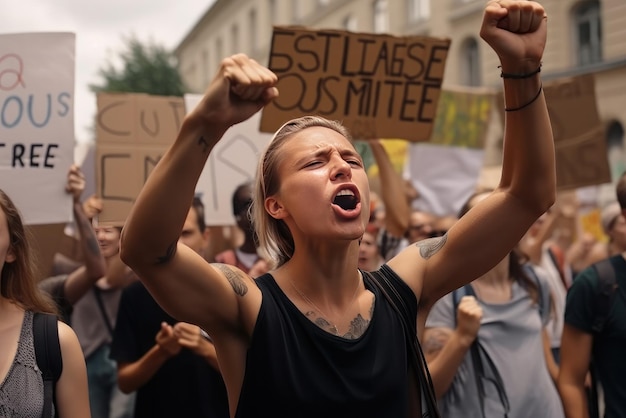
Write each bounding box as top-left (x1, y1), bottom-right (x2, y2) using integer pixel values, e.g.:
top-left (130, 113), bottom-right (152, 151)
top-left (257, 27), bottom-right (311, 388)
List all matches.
top-left (504, 84), bottom-right (543, 112)
top-left (500, 64), bottom-right (542, 79)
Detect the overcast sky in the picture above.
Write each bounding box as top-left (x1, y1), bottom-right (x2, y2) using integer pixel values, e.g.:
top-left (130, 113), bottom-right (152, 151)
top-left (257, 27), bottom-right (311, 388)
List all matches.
top-left (1, 0), bottom-right (215, 144)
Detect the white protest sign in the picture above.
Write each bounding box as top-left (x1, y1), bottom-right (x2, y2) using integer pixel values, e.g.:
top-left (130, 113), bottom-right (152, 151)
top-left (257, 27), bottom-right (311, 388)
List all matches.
top-left (184, 94), bottom-right (273, 225)
top-left (0, 33), bottom-right (75, 225)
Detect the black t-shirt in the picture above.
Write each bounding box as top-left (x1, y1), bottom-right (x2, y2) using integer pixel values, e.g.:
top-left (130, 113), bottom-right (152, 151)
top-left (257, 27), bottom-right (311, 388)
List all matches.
top-left (235, 267), bottom-right (412, 418)
top-left (565, 255), bottom-right (626, 417)
top-left (110, 281), bottom-right (229, 418)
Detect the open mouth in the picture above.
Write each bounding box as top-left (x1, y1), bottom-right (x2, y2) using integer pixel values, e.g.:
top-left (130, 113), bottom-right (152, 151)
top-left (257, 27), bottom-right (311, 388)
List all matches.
top-left (333, 189), bottom-right (358, 210)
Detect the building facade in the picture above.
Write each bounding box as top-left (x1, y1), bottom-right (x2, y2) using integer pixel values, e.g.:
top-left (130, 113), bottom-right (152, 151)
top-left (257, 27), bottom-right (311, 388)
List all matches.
top-left (176, 0), bottom-right (626, 201)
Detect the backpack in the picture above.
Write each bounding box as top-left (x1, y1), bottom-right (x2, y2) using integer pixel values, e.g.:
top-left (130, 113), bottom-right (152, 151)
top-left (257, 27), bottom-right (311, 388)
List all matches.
top-left (587, 258), bottom-right (619, 418)
top-left (33, 312), bottom-right (63, 418)
top-left (591, 258), bottom-right (618, 333)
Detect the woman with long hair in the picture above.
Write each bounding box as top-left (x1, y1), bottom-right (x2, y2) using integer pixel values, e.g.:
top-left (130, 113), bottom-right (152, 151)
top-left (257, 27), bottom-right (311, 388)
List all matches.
top-left (0, 189), bottom-right (90, 417)
top-left (423, 190), bottom-right (564, 417)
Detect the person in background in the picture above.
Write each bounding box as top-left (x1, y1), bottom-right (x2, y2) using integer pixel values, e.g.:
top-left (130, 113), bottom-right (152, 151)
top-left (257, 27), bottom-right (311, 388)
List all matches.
top-left (119, 2), bottom-right (555, 416)
top-left (213, 182), bottom-right (269, 277)
top-left (559, 173), bottom-right (626, 418)
top-left (520, 206), bottom-right (572, 364)
top-left (358, 223), bottom-right (384, 272)
top-left (111, 196), bottom-right (229, 418)
top-left (39, 164), bottom-right (107, 324)
top-left (423, 190), bottom-right (564, 418)
top-left (600, 201), bottom-right (626, 257)
top-left (71, 222), bottom-right (136, 418)
top-left (0, 188), bottom-right (90, 417)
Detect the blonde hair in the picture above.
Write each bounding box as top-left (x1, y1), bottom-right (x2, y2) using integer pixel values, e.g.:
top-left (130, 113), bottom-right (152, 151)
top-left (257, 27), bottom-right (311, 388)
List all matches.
top-left (252, 116), bottom-right (352, 267)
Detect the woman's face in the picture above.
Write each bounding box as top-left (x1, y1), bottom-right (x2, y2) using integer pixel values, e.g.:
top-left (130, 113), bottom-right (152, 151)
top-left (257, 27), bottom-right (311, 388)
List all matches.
top-left (358, 231), bottom-right (380, 271)
top-left (268, 126), bottom-right (370, 242)
top-left (94, 226), bottom-right (121, 259)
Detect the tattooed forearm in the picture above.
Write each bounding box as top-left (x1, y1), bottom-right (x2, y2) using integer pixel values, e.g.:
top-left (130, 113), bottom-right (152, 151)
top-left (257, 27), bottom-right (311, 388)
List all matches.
top-left (214, 263), bottom-right (248, 296)
top-left (415, 234), bottom-right (447, 259)
top-left (198, 136), bottom-right (210, 153)
top-left (155, 240), bottom-right (178, 264)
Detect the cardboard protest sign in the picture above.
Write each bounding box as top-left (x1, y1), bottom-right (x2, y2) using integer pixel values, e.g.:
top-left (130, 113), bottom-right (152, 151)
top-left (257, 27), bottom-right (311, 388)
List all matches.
top-left (26, 223), bottom-right (69, 280)
top-left (185, 94), bottom-right (274, 226)
top-left (543, 75), bottom-right (611, 190)
top-left (406, 87), bottom-right (498, 216)
top-left (0, 33), bottom-right (75, 225)
top-left (260, 26), bottom-right (450, 142)
top-left (95, 93), bottom-right (186, 225)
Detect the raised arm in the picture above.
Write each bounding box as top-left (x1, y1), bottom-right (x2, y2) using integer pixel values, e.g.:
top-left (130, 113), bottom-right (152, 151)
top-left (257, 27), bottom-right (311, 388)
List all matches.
top-left (63, 166), bottom-right (107, 304)
top-left (389, 0), bottom-right (556, 312)
top-left (120, 55), bottom-right (278, 334)
top-left (423, 296), bottom-right (482, 398)
top-left (369, 140), bottom-right (410, 237)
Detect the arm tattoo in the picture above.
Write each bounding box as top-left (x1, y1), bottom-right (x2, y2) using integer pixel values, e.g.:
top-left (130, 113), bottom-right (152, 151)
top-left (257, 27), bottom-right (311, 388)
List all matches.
top-left (198, 136), bottom-right (210, 153)
top-left (214, 263), bottom-right (248, 296)
top-left (155, 240), bottom-right (178, 264)
top-left (415, 234), bottom-right (447, 259)
top-left (423, 329), bottom-right (450, 357)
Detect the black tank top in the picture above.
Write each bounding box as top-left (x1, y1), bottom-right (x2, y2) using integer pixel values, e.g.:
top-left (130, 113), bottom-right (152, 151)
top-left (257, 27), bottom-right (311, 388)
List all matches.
top-left (235, 267), bottom-right (416, 418)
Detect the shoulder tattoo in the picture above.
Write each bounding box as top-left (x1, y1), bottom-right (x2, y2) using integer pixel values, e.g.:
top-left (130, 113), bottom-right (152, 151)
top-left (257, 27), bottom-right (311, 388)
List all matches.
top-left (155, 240), bottom-right (178, 264)
top-left (214, 263), bottom-right (248, 296)
top-left (415, 234), bottom-right (447, 259)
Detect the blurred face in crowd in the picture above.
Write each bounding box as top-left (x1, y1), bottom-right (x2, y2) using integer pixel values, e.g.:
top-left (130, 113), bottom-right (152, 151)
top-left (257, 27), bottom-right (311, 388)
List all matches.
top-left (406, 211), bottom-right (435, 243)
top-left (358, 230), bottom-right (381, 272)
top-left (608, 214), bottom-right (626, 252)
top-left (95, 226), bottom-right (122, 259)
top-left (180, 207), bottom-right (209, 256)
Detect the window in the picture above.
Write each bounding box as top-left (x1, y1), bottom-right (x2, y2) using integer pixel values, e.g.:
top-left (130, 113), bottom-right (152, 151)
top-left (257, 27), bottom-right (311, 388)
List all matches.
top-left (607, 121), bottom-right (625, 182)
top-left (231, 24), bottom-right (239, 54)
top-left (269, 0), bottom-right (278, 24)
top-left (343, 14), bottom-right (357, 32)
top-left (202, 49), bottom-right (209, 87)
top-left (574, 1), bottom-right (602, 66)
top-left (373, 0), bottom-right (388, 34)
top-left (216, 37), bottom-right (223, 63)
top-left (293, 0), bottom-right (303, 21)
top-left (409, 0), bottom-right (430, 22)
top-left (460, 37), bottom-right (481, 86)
top-left (249, 9), bottom-right (258, 52)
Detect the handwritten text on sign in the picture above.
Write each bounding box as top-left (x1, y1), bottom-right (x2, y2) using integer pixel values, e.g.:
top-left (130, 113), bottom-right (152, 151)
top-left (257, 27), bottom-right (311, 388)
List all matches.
top-left (0, 33), bottom-right (75, 225)
top-left (95, 93), bottom-right (186, 225)
top-left (260, 27), bottom-right (450, 142)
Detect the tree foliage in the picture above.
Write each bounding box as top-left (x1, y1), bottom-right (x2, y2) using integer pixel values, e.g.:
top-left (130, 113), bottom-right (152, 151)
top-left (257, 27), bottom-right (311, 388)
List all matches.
top-left (90, 36), bottom-right (186, 96)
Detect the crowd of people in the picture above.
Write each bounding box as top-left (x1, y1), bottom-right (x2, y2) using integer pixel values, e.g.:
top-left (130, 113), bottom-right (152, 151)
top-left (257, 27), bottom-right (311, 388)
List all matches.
top-left (0, 1), bottom-right (624, 417)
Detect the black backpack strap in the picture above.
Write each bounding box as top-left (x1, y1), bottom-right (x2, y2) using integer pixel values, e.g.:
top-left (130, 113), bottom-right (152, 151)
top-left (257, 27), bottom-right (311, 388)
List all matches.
top-left (363, 267), bottom-right (441, 418)
top-left (33, 312), bottom-right (63, 418)
top-left (591, 258), bottom-right (618, 333)
top-left (452, 284), bottom-right (510, 418)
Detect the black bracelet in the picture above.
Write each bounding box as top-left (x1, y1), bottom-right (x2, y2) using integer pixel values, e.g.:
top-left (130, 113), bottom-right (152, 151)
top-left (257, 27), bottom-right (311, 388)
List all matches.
top-left (504, 84), bottom-right (543, 112)
top-left (500, 64), bottom-right (542, 79)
